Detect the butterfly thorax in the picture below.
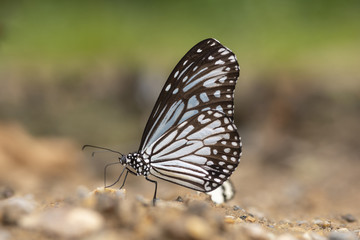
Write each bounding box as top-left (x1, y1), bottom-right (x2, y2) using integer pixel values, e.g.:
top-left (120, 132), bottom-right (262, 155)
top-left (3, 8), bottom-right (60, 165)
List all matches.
top-left (124, 152), bottom-right (150, 176)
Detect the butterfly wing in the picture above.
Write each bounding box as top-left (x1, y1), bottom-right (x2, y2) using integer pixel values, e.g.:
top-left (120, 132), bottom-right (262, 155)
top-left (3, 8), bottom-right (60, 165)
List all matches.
top-left (206, 179), bottom-right (235, 204)
top-left (139, 38), bottom-right (239, 152)
top-left (143, 110), bottom-right (241, 192)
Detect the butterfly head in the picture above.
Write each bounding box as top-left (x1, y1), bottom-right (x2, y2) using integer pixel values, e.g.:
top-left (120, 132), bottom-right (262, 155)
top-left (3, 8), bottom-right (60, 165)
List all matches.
top-left (118, 154), bottom-right (126, 165)
top-left (119, 153), bottom-right (139, 165)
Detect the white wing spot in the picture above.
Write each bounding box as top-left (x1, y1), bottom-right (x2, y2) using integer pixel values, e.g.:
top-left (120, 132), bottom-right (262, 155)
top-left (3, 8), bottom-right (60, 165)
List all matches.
top-left (214, 90), bottom-right (221, 98)
top-left (226, 94), bottom-right (231, 98)
top-left (219, 161), bottom-right (225, 166)
top-left (208, 55), bottom-right (214, 60)
top-left (231, 142), bottom-right (238, 146)
top-left (214, 178), bottom-right (221, 183)
top-left (219, 76), bottom-right (227, 83)
top-left (218, 48), bottom-right (225, 52)
top-left (225, 67), bottom-right (230, 71)
top-left (196, 147), bottom-right (211, 155)
top-left (224, 118), bottom-right (229, 124)
top-left (234, 151), bottom-right (238, 155)
top-left (213, 149), bottom-right (218, 155)
top-left (228, 55), bottom-right (235, 62)
top-left (174, 71), bottom-right (179, 78)
top-left (216, 105), bottom-right (223, 112)
top-left (193, 66), bottom-right (198, 71)
top-left (207, 161), bottom-right (214, 166)
top-left (183, 76), bottom-right (188, 82)
top-left (219, 174), bottom-right (226, 178)
top-left (227, 125), bottom-right (234, 131)
top-left (231, 157), bottom-right (237, 162)
top-left (212, 183), bottom-right (218, 187)
top-left (227, 165), bottom-right (234, 169)
top-left (197, 114), bottom-right (205, 122)
top-left (165, 84), bottom-right (171, 91)
top-left (224, 148), bottom-right (230, 153)
top-left (223, 169), bottom-right (229, 173)
top-left (187, 95), bottom-right (199, 108)
top-left (221, 141), bottom-right (227, 145)
top-left (222, 155), bottom-right (227, 160)
top-left (213, 112), bottom-right (222, 118)
top-left (215, 60), bottom-right (225, 65)
top-left (227, 110), bottom-right (233, 115)
top-left (200, 92), bottom-right (209, 102)
top-left (197, 48), bottom-right (202, 53)
top-left (183, 60), bottom-right (188, 66)
top-left (173, 88), bottom-right (179, 94)
top-left (221, 50), bottom-right (229, 55)
top-left (210, 42), bottom-right (216, 46)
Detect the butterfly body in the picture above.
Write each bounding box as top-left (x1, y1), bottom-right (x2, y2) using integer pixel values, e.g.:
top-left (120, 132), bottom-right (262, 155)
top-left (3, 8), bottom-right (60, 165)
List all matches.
top-left (121, 153), bottom-right (150, 176)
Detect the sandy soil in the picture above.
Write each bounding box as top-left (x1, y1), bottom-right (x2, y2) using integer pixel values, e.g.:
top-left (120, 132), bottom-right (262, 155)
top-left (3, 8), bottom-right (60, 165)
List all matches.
top-left (0, 123), bottom-right (359, 240)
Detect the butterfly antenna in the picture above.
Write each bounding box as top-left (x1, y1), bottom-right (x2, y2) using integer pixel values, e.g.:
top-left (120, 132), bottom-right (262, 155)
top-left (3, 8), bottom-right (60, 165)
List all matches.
top-left (82, 144), bottom-right (123, 156)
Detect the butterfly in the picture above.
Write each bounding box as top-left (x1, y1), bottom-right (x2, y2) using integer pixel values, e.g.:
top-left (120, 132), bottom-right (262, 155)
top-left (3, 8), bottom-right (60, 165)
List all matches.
top-left (84, 38), bottom-right (242, 205)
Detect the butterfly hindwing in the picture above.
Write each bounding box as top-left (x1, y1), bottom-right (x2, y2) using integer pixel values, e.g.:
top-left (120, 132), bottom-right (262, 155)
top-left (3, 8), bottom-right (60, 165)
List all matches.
top-left (144, 110), bottom-right (241, 192)
top-left (206, 179), bottom-right (235, 204)
top-left (139, 38), bottom-right (240, 152)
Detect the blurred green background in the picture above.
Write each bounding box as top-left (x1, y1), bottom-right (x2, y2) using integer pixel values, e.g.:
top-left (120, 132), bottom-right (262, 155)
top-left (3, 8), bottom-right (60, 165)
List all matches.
top-left (0, 0), bottom-right (359, 164)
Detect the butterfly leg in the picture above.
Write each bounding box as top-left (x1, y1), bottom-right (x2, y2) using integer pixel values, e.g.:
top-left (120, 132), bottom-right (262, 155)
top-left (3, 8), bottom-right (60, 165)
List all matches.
top-left (145, 176), bottom-right (158, 206)
top-left (118, 171), bottom-right (129, 189)
top-left (104, 162), bottom-right (125, 188)
top-left (119, 168), bottom-right (137, 189)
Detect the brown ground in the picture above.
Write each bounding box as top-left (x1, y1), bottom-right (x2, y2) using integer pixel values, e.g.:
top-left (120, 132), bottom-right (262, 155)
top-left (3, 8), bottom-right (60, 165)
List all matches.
top-left (0, 122), bottom-right (359, 240)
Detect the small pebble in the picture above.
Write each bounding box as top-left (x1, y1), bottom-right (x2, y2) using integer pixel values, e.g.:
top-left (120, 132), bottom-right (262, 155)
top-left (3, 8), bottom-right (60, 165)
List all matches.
top-left (233, 205), bottom-right (242, 211)
top-left (247, 207), bottom-right (265, 219)
top-left (0, 195), bottom-right (37, 225)
top-left (241, 224), bottom-right (272, 240)
top-left (0, 230), bottom-right (11, 240)
top-left (246, 215), bottom-right (256, 223)
top-left (296, 220), bottom-right (308, 225)
top-left (0, 187), bottom-right (14, 200)
top-left (277, 233), bottom-right (298, 240)
top-left (185, 216), bottom-right (212, 240)
top-left (328, 232), bottom-right (357, 240)
top-left (20, 207), bottom-right (104, 238)
top-left (224, 215), bottom-right (236, 224)
top-left (312, 219), bottom-right (331, 228)
top-left (302, 232), bottom-right (327, 240)
top-left (341, 214), bottom-right (357, 223)
top-left (175, 196), bottom-right (184, 202)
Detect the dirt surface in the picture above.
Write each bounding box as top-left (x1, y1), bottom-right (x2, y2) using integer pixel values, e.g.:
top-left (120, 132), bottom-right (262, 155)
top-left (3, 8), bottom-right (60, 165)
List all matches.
top-left (0, 123), bottom-right (359, 240)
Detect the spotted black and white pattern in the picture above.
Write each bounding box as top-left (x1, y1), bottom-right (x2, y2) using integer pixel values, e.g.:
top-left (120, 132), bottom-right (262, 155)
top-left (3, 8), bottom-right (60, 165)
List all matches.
top-left (206, 179), bottom-right (235, 204)
top-left (118, 38), bottom-right (241, 201)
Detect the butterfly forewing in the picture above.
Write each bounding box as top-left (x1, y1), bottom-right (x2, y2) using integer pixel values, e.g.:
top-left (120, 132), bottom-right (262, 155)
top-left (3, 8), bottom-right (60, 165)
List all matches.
top-left (144, 110), bottom-right (241, 192)
top-left (139, 38), bottom-right (239, 152)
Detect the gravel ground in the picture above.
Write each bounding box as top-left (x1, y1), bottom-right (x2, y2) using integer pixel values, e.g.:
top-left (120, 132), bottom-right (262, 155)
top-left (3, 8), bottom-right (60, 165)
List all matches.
top-left (0, 123), bottom-right (359, 240)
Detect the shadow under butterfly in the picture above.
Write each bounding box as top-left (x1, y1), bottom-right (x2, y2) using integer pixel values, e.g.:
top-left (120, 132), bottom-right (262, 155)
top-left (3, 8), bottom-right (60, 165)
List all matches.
top-left (84, 38), bottom-right (242, 205)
